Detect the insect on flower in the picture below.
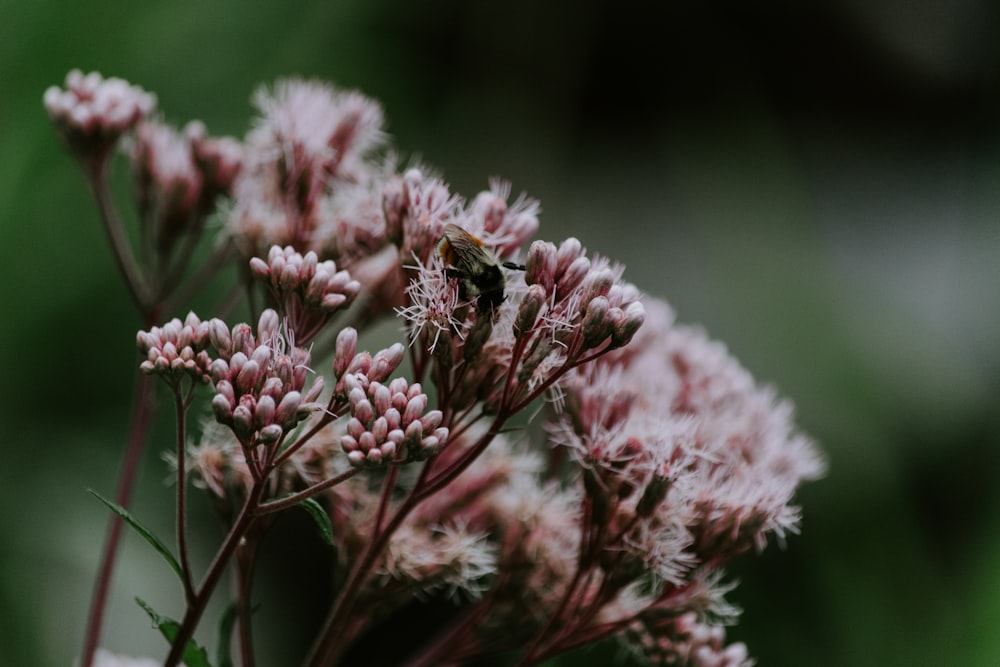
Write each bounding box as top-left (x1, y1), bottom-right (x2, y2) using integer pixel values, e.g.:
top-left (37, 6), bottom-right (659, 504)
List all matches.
top-left (437, 224), bottom-right (525, 312)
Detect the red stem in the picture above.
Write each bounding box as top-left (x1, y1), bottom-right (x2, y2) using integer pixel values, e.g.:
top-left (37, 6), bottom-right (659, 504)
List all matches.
top-left (80, 372), bottom-right (155, 667)
top-left (173, 386), bottom-right (196, 602)
top-left (236, 533), bottom-right (260, 667)
top-left (84, 159), bottom-right (152, 313)
top-left (164, 482), bottom-right (267, 667)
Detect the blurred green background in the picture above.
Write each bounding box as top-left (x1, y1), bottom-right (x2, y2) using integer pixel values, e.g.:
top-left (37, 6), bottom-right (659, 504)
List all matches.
top-left (3, 1), bottom-right (999, 665)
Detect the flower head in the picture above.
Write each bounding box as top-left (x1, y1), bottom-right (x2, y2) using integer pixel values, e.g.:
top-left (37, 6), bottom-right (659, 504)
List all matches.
top-left (339, 374), bottom-right (447, 466)
top-left (249, 245), bottom-right (361, 343)
top-left (228, 79), bottom-right (387, 256)
top-left (44, 70), bottom-right (156, 165)
top-left (136, 312), bottom-right (212, 384)
top-left (130, 120), bottom-right (204, 254)
top-left (206, 309), bottom-right (324, 450)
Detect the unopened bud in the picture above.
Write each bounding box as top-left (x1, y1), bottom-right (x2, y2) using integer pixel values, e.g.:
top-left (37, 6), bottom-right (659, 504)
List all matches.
top-left (581, 296), bottom-right (612, 346)
top-left (259, 423), bottom-right (284, 444)
top-left (515, 284), bottom-right (547, 335)
top-left (556, 256), bottom-right (591, 295)
top-left (207, 318), bottom-right (232, 353)
top-left (582, 268), bottom-right (614, 302)
top-left (611, 301), bottom-right (645, 348)
top-left (370, 343), bottom-right (405, 383)
top-left (333, 327), bottom-right (358, 378)
top-left (254, 395), bottom-right (276, 427)
top-left (249, 257), bottom-right (270, 279)
top-left (555, 237), bottom-right (583, 273)
top-left (232, 403), bottom-right (254, 439)
top-left (257, 309), bottom-right (280, 341)
top-left (212, 393), bottom-right (233, 422)
top-left (524, 241), bottom-right (557, 293)
top-left (275, 391), bottom-right (302, 427)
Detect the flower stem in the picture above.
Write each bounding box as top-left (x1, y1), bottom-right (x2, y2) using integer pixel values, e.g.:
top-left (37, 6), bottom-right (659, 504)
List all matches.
top-left (173, 386), bottom-right (196, 603)
top-left (80, 371), bottom-right (155, 667)
top-left (84, 160), bottom-right (152, 312)
top-left (164, 482), bottom-right (266, 667)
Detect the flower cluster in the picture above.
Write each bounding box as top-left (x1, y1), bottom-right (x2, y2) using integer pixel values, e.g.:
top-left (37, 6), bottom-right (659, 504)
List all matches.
top-left (206, 309), bottom-right (324, 451)
top-left (44, 69), bottom-right (156, 163)
top-left (626, 612), bottom-right (752, 667)
top-left (135, 312), bottom-right (212, 384)
top-left (228, 79), bottom-right (389, 259)
top-left (51, 70), bottom-right (823, 667)
top-left (249, 245), bottom-right (361, 343)
top-left (340, 374), bottom-right (447, 467)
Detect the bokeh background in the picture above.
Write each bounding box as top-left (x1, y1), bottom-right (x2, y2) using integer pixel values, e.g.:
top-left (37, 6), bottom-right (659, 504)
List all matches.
top-left (3, 1), bottom-right (1000, 665)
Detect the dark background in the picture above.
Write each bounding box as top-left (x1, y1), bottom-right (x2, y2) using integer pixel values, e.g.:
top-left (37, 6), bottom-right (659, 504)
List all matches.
top-left (2, 1), bottom-right (999, 665)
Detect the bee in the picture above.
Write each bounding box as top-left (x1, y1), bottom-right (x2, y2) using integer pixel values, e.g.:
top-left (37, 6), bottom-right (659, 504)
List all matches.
top-left (437, 223), bottom-right (525, 312)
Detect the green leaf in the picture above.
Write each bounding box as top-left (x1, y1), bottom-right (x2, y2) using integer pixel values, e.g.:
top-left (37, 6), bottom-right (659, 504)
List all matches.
top-left (87, 488), bottom-right (184, 583)
top-left (215, 602), bottom-right (239, 667)
top-left (136, 597), bottom-right (212, 667)
top-left (298, 497), bottom-right (333, 545)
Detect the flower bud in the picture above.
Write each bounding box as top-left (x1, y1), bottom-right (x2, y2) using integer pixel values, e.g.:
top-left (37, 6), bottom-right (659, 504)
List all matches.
top-left (515, 284), bottom-right (547, 335)
top-left (232, 403), bottom-right (254, 439)
top-left (249, 257), bottom-right (270, 279)
top-left (254, 394), bottom-right (276, 427)
top-left (372, 383), bottom-right (392, 416)
top-left (257, 309), bottom-right (280, 342)
top-left (303, 376), bottom-right (324, 404)
top-left (212, 393), bottom-right (233, 422)
top-left (556, 256), bottom-right (590, 295)
top-left (582, 268), bottom-right (614, 302)
top-left (555, 237), bottom-right (583, 273)
top-left (611, 301), bottom-right (645, 348)
top-left (275, 391), bottom-right (302, 426)
top-left (259, 423), bottom-right (284, 444)
top-left (384, 408), bottom-right (401, 431)
top-left (403, 394), bottom-right (428, 425)
top-left (422, 410), bottom-right (443, 431)
top-left (354, 399), bottom-right (375, 425)
top-left (371, 416), bottom-right (389, 442)
top-left (235, 360), bottom-right (261, 393)
top-left (582, 296), bottom-right (612, 346)
top-left (370, 343), bottom-right (405, 383)
top-left (525, 240), bottom-right (557, 293)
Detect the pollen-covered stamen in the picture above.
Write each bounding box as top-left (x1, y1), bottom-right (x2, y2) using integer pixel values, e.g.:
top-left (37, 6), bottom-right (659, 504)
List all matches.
top-left (396, 254), bottom-right (468, 353)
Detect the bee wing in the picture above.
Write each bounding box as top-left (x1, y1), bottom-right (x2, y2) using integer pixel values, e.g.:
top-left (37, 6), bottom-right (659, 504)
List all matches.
top-left (440, 224), bottom-right (496, 276)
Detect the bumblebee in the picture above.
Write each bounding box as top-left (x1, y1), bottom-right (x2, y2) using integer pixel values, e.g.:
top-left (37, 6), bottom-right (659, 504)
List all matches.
top-left (437, 224), bottom-right (524, 311)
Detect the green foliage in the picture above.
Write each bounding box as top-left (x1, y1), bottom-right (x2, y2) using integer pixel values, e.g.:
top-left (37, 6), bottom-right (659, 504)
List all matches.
top-left (88, 488), bottom-right (184, 584)
top-left (296, 497), bottom-right (334, 546)
top-left (136, 598), bottom-right (211, 667)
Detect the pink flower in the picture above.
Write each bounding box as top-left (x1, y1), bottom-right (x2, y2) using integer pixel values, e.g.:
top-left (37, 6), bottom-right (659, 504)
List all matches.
top-left (339, 374), bottom-right (447, 466)
top-left (130, 120), bottom-right (204, 254)
top-left (249, 245), bottom-right (361, 343)
top-left (44, 70), bottom-right (156, 164)
top-left (228, 79), bottom-right (387, 256)
top-left (136, 312), bottom-right (212, 383)
top-left (206, 309), bottom-right (325, 451)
